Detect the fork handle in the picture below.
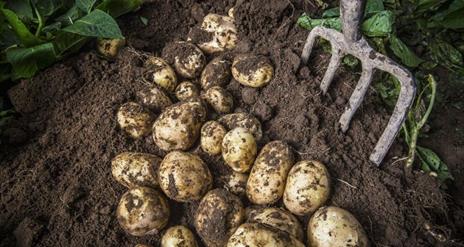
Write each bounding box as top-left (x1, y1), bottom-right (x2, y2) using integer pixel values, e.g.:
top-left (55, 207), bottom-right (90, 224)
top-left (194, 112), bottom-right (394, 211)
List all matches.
top-left (340, 0), bottom-right (365, 42)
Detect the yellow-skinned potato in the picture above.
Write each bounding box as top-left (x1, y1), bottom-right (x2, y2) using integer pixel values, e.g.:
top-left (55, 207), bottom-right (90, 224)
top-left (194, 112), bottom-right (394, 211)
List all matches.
top-left (308, 206), bottom-right (369, 247)
top-left (145, 57), bottom-right (177, 92)
top-left (246, 141), bottom-right (294, 205)
top-left (111, 152), bottom-right (161, 189)
top-left (195, 189), bottom-right (245, 247)
top-left (135, 244), bottom-right (151, 247)
top-left (116, 187), bottom-right (170, 236)
top-left (222, 128), bottom-right (257, 173)
top-left (158, 151), bottom-right (212, 202)
top-left (222, 171), bottom-right (248, 196)
top-left (97, 38), bottom-right (125, 59)
top-left (175, 81), bottom-right (200, 101)
top-left (226, 223), bottom-right (305, 247)
top-left (203, 86), bottom-right (234, 114)
top-left (137, 86), bottom-right (172, 112)
top-left (200, 57), bottom-right (231, 89)
top-left (284, 160), bottom-right (331, 216)
top-left (117, 102), bottom-right (154, 139)
top-left (232, 54), bottom-right (274, 88)
top-left (153, 101), bottom-right (206, 151)
top-left (247, 207), bottom-right (304, 241)
top-left (170, 42), bottom-right (206, 79)
top-left (201, 121), bottom-right (226, 155)
top-left (189, 14), bottom-right (237, 54)
top-left (161, 225), bottom-right (198, 247)
top-left (218, 113), bottom-right (262, 141)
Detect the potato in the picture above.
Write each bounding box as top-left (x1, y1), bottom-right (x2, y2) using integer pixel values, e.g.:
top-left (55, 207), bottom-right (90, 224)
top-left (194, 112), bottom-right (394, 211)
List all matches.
top-left (226, 223), bottom-right (305, 247)
top-left (111, 152), bottom-right (161, 189)
top-left (247, 207), bottom-right (303, 241)
top-left (145, 56), bottom-right (178, 92)
top-left (117, 102), bottom-right (154, 139)
top-left (135, 244), bottom-right (151, 247)
top-left (203, 86), bottom-right (234, 114)
top-left (116, 187), bottom-right (170, 236)
top-left (284, 160), bottom-right (331, 216)
top-left (201, 121), bottom-right (226, 155)
top-left (175, 81), bottom-right (200, 101)
top-left (97, 38), bottom-right (125, 59)
top-left (246, 141), bottom-right (294, 205)
top-left (222, 171), bottom-right (248, 196)
top-left (158, 151), bottom-right (212, 202)
top-left (228, 8), bottom-right (235, 18)
top-left (197, 14), bottom-right (238, 54)
top-left (137, 86), bottom-right (172, 112)
top-left (308, 206), bottom-right (369, 247)
top-left (161, 225), bottom-right (198, 247)
top-left (163, 41), bottom-right (206, 79)
top-left (153, 101), bottom-right (206, 151)
top-left (195, 189), bottom-right (245, 247)
top-left (232, 54), bottom-right (274, 88)
top-left (222, 128), bottom-right (257, 173)
top-left (218, 113), bottom-right (262, 141)
top-left (200, 57), bottom-right (231, 89)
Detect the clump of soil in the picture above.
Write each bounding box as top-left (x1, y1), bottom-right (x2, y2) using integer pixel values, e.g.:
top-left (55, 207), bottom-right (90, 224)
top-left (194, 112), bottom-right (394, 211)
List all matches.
top-left (1, 0), bottom-right (462, 246)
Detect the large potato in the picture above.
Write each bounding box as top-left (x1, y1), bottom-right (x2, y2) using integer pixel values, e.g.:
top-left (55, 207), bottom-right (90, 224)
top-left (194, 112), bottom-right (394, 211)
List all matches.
top-left (226, 223), bottom-right (304, 247)
top-left (222, 128), bottom-right (257, 173)
top-left (145, 56), bottom-right (177, 92)
top-left (284, 160), bottom-right (331, 216)
top-left (116, 187), bottom-right (170, 236)
top-left (232, 54), bottom-right (274, 88)
top-left (200, 57), bottom-right (231, 89)
top-left (218, 113), bottom-right (262, 141)
top-left (153, 101), bottom-right (206, 151)
top-left (117, 102), bottom-right (154, 139)
top-left (137, 86), bottom-right (172, 112)
top-left (161, 225), bottom-right (198, 247)
top-left (308, 206), bottom-right (369, 247)
top-left (111, 152), bottom-right (161, 189)
top-left (201, 121), bottom-right (226, 155)
top-left (158, 151), bottom-right (212, 202)
top-left (222, 171), bottom-right (248, 196)
top-left (189, 14), bottom-right (237, 54)
top-left (203, 86), bottom-right (234, 114)
top-left (195, 189), bottom-right (245, 247)
top-left (247, 207), bottom-right (303, 241)
top-left (246, 141), bottom-right (294, 205)
top-left (175, 81), bottom-right (200, 101)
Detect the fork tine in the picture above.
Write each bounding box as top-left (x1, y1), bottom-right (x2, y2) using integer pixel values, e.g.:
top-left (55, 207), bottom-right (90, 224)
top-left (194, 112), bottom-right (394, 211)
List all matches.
top-left (320, 50), bottom-right (342, 94)
top-left (301, 26), bottom-right (324, 64)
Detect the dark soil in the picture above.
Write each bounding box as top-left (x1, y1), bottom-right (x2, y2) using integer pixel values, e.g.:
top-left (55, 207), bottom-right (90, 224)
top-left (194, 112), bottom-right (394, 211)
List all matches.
top-left (1, 0), bottom-right (463, 246)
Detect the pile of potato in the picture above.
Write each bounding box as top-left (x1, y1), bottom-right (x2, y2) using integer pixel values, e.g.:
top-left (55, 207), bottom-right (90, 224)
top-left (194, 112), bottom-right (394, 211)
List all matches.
top-left (106, 10), bottom-right (369, 247)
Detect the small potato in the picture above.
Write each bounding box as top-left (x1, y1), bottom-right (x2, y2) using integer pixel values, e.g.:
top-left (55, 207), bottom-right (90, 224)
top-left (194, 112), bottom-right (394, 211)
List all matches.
top-left (246, 141), bottom-right (294, 205)
top-left (308, 206), bottom-right (369, 247)
top-left (116, 187), bottom-right (170, 236)
top-left (195, 189), bottom-right (245, 247)
top-left (226, 223), bottom-right (305, 247)
top-left (196, 14), bottom-right (238, 54)
top-left (247, 207), bottom-right (304, 241)
top-left (137, 86), bottom-right (172, 112)
top-left (175, 81), bottom-right (200, 101)
top-left (201, 121), bottom-right (226, 155)
top-left (111, 152), bottom-right (161, 189)
top-left (145, 56), bottom-right (178, 92)
top-left (203, 86), bottom-right (234, 114)
top-left (161, 225), bottom-right (198, 247)
top-left (97, 38), bottom-right (125, 59)
top-left (218, 113), bottom-right (262, 141)
top-left (284, 160), bottom-right (331, 216)
top-left (153, 101), bottom-right (206, 151)
top-left (200, 57), bottom-right (231, 89)
top-left (222, 171), bottom-right (248, 196)
top-left (163, 42), bottom-right (206, 79)
top-left (158, 151), bottom-right (212, 202)
top-left (232, 54), bottom-right (274, 88)
top-left (135, 244), bottom-right (151, 247)
top-left (222, 128), bottom-right (257, 173)
top-left (117, 102), bottom-right (154, 139)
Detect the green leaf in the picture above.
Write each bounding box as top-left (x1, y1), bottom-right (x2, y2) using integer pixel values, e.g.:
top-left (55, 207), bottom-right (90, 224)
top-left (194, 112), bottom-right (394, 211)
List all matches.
top-left (54, 31), bottom-right (89, 55)
top-left (62, 9), bottom-right (123, 39)
top-left (365, 0), bottom-right (384, 15)
top-left (415, 0), bottom-right (447, 13)
top-left (0, 4), bottom-right (42, 46)
top-left (33, 0), bottom-right (64, 17)
top-left (417, 146), bottom-right (453, 182)
top-left (76, 0), bottom-right (96, 14)
top-left (389, 35), bottom-right (424, 67)
top-left (297, 13), bottom-right (341, 31)
top-left (429, 39), bottom-right (464, 71)
top-left (361, 10), bottom-right (394, 37)
top-left (429, 0), bottom-right (464, 28)
top-left (6, 0), bottom-right (34, 21)
top-left (322, 7), bottom-right (339, 18)
top-left (55, 5), bottom-right (82, 26)
top-left (96, 0), bottom-right (143, 18)
top-left (343, 55), bottom-right (359, 68)
top-left (6, 42), bottom-right (56, 79)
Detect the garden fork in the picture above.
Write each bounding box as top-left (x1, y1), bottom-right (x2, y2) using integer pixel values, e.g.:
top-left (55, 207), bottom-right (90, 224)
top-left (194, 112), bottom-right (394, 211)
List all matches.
top-left (300, 0), bottom-right (416, 165)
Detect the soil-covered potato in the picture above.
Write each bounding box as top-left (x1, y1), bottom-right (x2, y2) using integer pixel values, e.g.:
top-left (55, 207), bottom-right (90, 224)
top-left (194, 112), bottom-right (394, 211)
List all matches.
top-left (284, 160), bottom-right (331, 216)
top-left (202, 86), bottom-right (234, 114)
top-left (158, 151), bottom-right (212, 202)
top-left (246, 141), bottom-right (294, 205)
top-left (222, 171), bottom-right (248, 196)
top-left (135, 244), bottom-right (151, 247)
top-left (117, 102), bottom-right (154, 139)
top-left (226, 223), bottom-right (305, 247)
top-left (163, 41), bottom-right (206, 79)
top-left (97, 38), bottom-right (125, 59)
top-left (145, 56), bottom-right (177, 92)
top-left (116, 187), bottom-right (170, 236)
top-left (175, 81), bottom-right (200, 101)
top-left (247, 207), bottom-right (304, 241)
top-left (200, 57), bottom-right (231, 89)
top-left (308, 206), bottom-right (369, 247)
top-left (190, 14), bottom-right (237, 54)
top-left (137, 86), bottom-right (173, 112)
top-left (153, 101), bottom-right (206, 151)
top-left (232, 54), bottom-right (274, 88)
top-left (222, 127), bottom-right (257, 173)
top-left (201, 121), bottom-right (226, 155)
top-left (111, 152), bottom-right (161, 189)
top-left (161, 225), bottom-right (198, 247)
top-left (218, 113), bottom-right (262, 141)
top-left (194, 189), bottom-right (245, 247)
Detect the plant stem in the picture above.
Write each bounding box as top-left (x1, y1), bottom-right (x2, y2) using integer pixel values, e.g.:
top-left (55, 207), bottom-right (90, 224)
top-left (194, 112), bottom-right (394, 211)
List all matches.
top-left (33, 4), bottom-right (44, 37)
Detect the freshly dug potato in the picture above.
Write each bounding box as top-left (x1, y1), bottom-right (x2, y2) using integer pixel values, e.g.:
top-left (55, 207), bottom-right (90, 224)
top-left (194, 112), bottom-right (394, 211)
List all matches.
top-left (158, 151), bottom-right (212, 202)
top-left (246, 141), bottom-right (294, 205)
top-left (117, 102), bottom-right (154, 139)
top-left (226, 223), bottom-right (305, 247)
top-left (195, 189), bottom-right (245, 247)
top-left (116, 187), bottom-right (170, 236)
top-left (218, 113), bottom-right (262, 141)
top-left (135, 244), bottom-right (151, 247)
top-left (308, 206), bottom-right (369, 247)
top-left (111, 152), bottom-right (161, 189)
top-left (153, 101), bottom-right (206, 151)
top-left (284, 160), bottom-right (331, 216)
top-left (163, 41), bottom-right (206, 79)
top-left (222, 128), bottom-right (257, 173)
top-left (201, 121), bottom-right (226, 155)
top-left (222, 171), bottom-right (248, 196)
top-left (203, 86), bottom-right (234, 114)
top-left (175, 81), bottom-right (200, 101)
top-left (228, 8), bottom-right (234, 18)
top-left (97, 38), bottom-right (125, 59)
top-left (145, 56), bottom-right (178, 92)
top-left (247, 207), bottom-right (304, 241)
top-left (196, 14), bottom-right (238, 54)
top-left (232, 54), bottom-right (274, 88)
top-left (200, 57), bottom-right (231, 89)
top-left (137, 86), bottom-right (172, 112)
top-left (161, 225), bottom-right (198, 247)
